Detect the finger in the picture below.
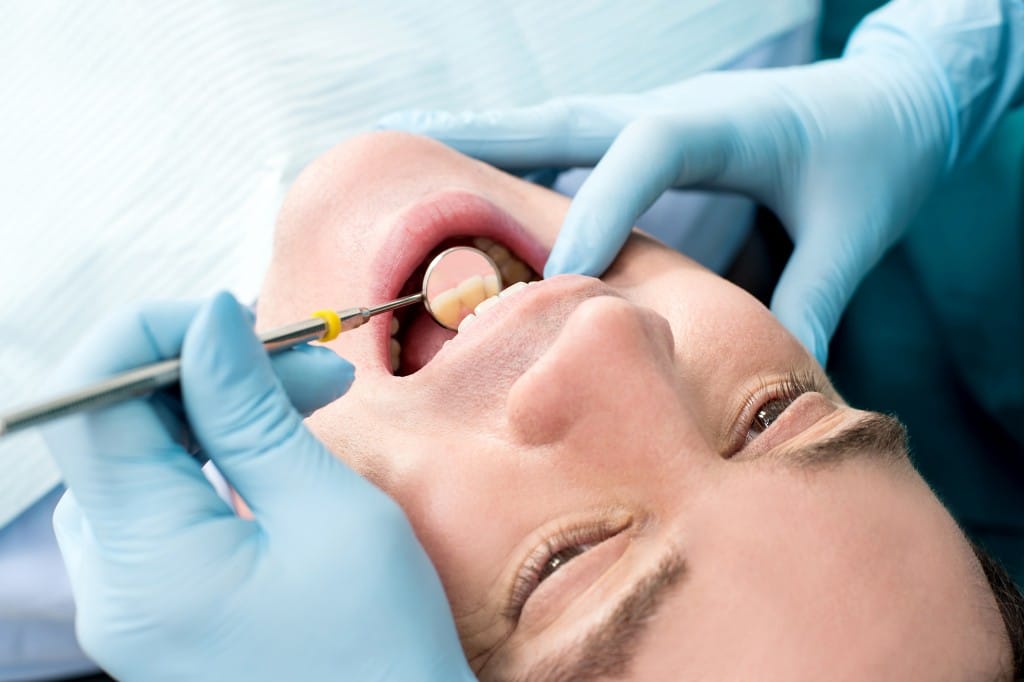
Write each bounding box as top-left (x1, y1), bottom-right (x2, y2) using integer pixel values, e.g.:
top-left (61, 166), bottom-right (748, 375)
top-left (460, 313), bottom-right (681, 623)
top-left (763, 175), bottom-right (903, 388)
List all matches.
top-left (770, 233), bottom-right (874, 366)
top-left (270, 344), bottom-right (355, 416)
top-left (545, 115), bottom-right (733, 277)
top-left (377, 98), bottom-right (633, 170)
top-left (40, 302), bottom-right (229, 541)
top-left (181, 293), bottom-right (361, 520)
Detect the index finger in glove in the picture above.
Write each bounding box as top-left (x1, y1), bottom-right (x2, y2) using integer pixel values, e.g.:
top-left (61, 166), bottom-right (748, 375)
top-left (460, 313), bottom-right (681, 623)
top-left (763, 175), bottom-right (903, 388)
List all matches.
top-left (545, 115), bottom-right (733, 277)
top-left (770, 231), bottom-right (874, 366)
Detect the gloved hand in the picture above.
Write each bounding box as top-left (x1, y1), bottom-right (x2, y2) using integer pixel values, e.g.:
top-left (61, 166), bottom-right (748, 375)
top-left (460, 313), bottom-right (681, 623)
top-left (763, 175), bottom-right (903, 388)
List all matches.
top-left (42, 293), bottom-right (473, 682)
top-left (379, 32), bottom-right (958, 365)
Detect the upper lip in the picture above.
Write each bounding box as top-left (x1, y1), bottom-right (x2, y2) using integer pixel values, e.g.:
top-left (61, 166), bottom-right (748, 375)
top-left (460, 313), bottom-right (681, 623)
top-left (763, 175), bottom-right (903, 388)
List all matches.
top-left (369, 189), bottom-right (548, 372)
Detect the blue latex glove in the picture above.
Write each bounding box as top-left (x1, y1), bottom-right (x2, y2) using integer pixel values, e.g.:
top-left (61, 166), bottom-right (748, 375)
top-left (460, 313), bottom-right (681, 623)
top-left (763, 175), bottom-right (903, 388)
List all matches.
top-left (380, 0), bottom-right (1024, 364)
top-left (41, 293), bottom-right (473, 682)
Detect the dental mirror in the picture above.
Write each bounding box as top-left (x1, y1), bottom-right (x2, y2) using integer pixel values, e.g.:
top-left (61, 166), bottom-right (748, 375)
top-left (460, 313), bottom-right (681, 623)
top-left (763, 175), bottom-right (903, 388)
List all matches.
top-left (422, 246), bottom-right (503, 330)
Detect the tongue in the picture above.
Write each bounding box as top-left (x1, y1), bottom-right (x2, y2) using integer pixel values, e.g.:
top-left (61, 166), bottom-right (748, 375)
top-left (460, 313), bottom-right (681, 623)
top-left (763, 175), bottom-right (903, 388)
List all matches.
top-left (401, 311), bottom-right (456, 374)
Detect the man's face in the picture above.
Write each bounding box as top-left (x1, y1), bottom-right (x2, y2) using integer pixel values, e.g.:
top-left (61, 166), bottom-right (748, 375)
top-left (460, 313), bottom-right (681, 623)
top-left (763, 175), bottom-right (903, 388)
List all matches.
top-left (256, 132), bottom-right (1006, 679)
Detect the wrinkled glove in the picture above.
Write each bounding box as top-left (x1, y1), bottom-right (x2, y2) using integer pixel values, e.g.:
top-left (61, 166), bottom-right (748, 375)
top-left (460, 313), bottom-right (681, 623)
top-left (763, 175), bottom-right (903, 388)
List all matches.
top-left (43, 293), bottom-right (473, 682)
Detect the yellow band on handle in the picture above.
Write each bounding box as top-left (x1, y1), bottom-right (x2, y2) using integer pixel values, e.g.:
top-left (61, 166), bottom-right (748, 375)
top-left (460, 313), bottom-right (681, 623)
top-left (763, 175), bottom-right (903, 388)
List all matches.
top-left (311, 310), bottom-right (342, 342)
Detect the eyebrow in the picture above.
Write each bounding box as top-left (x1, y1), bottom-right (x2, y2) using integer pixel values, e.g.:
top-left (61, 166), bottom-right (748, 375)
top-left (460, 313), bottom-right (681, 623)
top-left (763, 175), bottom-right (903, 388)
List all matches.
top-left (774, 411), bottom-right (909, 470)
top-left (511, 550), bottom-right (687, 682)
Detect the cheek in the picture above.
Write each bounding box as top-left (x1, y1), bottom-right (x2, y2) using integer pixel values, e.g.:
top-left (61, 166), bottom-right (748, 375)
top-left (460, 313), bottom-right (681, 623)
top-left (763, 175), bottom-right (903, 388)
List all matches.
top-left (690, 292), bottom-right (793, 355)
top-left (303, 398), bottom-right (536, 609)
top-left (611, 243), bottom-right (811, 388)
top-left (660, 283), bottom-right (810, 400)
top-left (376, 439), bottom-right (553, 631)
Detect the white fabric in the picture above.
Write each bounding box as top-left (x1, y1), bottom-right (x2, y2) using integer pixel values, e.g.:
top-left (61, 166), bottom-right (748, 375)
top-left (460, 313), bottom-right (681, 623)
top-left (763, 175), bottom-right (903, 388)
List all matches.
top-left (0, 0), bottom-right (817, 529)
top-left (0, 2), bottom-right (818, 679)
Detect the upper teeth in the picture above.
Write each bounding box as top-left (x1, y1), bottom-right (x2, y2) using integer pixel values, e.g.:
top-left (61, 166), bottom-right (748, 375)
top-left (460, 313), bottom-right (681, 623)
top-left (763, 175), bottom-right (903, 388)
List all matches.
top-left (474, 295), bottom-right (500, 316)
top-left (497, 281), bottom-right (529, 299)
top-left (457, 312), bottom-right (477, 334)
top-left (458, 281), bottom-right (533, 332)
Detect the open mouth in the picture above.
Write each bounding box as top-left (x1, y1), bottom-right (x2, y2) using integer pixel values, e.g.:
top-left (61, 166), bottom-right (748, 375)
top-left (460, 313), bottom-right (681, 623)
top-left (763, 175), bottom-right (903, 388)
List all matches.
top-left (390, 235), bottom-right (542, 375)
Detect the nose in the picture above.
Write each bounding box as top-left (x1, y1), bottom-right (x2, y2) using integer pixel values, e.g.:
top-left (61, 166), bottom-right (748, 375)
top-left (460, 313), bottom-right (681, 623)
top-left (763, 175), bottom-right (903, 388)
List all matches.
top-left (505, 295), bottom-right (680, 447)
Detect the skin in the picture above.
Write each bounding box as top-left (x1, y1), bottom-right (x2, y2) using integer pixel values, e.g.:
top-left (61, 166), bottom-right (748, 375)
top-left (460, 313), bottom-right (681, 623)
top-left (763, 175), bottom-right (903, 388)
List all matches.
top-left (254, 131), bottom-right (1007, 680)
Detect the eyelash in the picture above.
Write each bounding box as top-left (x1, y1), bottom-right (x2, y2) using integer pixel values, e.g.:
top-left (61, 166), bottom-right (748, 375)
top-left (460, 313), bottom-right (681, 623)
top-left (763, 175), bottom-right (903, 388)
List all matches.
top-left (505, 523), bottom-right (614, 621)
top-left (730, 370), bottom-right (825, 454)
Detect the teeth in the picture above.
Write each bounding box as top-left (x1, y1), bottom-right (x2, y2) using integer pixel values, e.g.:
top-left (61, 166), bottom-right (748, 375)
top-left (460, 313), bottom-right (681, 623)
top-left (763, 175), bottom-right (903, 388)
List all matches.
top-left (474, 296), bottom-right (500, 315)
top-left (458, 313), bottom-right (477, 333)
top-left (470, 237), bottom-right (536, 287)
top-left (484, 274), bottom-right (500, 298)
top-left (456, 275), bottom-right (487, 311)
top-left (430, 288), bottom-right (463, 329)
top-left (427, 273), bottom-right (500, 329)
top-left (499, 281), bottom-right (528, 298)
top-left (456, 280), bottom-right (531, 332)
top-left (500, 258), bottom-right (532, 285)
top-left (486, 244), bottom-right (510, 264)
top-left (390, 338), bottom-right (401, 373)
top-left (390, 316), bottom-right (401, 373)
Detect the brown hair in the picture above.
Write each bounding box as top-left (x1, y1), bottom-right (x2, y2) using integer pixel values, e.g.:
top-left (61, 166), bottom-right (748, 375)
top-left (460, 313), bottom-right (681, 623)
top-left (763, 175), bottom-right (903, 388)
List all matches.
top-left (972, 541), bottom-right (1024, 681)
